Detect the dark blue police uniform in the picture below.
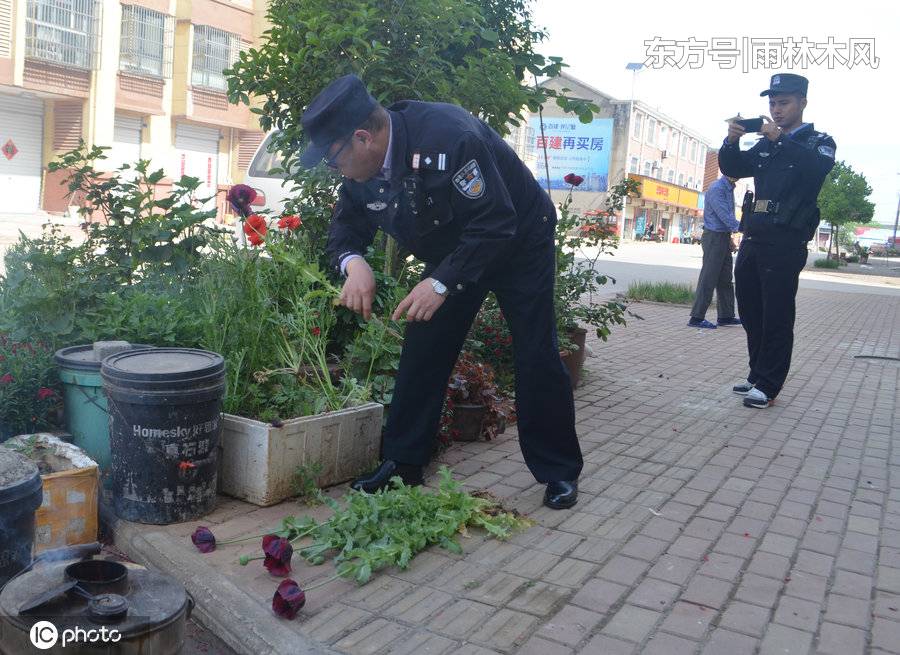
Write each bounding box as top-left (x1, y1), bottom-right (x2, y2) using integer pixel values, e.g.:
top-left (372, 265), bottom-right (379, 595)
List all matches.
top-left (324, 97), bottom-right (584, 484)
top-left (719, 73), bottom-right (836, 401)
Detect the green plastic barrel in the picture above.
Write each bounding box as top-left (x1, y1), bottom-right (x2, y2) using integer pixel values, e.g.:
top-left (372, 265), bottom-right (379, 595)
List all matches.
top-left (55, 344), bottom-right (153, 479)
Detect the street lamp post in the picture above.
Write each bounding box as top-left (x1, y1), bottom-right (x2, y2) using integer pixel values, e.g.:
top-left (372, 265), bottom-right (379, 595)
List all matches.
top-left (622, 62), bottom-right (643, 240)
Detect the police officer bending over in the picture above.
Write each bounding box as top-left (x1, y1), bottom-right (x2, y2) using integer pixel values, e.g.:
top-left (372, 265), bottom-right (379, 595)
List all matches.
top-left (299, 75), bottom-right (583, 509)
top-left (720, 73), bottom-right (836, 408)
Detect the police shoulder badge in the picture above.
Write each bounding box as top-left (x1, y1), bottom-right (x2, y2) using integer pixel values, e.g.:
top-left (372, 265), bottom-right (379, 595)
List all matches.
top-left (452, 159), bottom-right (485, 199)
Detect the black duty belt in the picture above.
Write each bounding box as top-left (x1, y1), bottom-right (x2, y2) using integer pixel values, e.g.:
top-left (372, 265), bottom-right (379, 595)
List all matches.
top-left (753, 199), bottom-right (780, 214)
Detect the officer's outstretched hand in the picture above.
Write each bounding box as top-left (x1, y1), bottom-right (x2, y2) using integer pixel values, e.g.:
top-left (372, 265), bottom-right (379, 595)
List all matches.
top-left (392, 279), bottom-right (446, 322)
top-left (341, 257), bottom-right (376, 320)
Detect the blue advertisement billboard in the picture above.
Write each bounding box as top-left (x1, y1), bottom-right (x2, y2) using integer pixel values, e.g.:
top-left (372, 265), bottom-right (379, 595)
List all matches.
top-left (528, 116), bottom-right (614, 191)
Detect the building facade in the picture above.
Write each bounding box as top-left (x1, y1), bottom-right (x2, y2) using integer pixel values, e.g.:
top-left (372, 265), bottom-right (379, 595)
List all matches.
top-left (0, 0), bottom-right (268, 219)
top-left (510, 73), bottom-right (716, 241)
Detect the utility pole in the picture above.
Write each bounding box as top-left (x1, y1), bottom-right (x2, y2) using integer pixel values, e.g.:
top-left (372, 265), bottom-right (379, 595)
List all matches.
top-left (622, 62), bottom-right (643, 240)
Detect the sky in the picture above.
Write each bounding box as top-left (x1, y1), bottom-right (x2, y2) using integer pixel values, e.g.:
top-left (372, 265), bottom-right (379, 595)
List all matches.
top-left (531, 0), bottom-right (899, 226)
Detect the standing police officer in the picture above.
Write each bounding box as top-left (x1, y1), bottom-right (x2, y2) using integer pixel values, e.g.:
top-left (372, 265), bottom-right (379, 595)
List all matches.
top-left (299, 75), bottom-right (583, 508)
top-left (719, 73), bottom-right (836, 408)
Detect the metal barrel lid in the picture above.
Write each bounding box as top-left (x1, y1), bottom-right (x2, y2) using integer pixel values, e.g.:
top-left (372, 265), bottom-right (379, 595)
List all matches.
top-left (101, 348), bottom-right (225, 390)
top-left (55, 343), bottom-right (155, 372)
top-left (0, 447), bottom-right (42, 504)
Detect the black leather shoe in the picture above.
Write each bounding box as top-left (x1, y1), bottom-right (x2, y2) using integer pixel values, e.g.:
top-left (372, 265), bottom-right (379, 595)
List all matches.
top-left (350, 460), bottom-right (424, 493)
top-left (544, 480), bottom-right (578, 509)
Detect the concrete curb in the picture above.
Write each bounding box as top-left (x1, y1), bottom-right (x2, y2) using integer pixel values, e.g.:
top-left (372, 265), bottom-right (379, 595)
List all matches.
top-left (105, 504), bottom-right (338, 655)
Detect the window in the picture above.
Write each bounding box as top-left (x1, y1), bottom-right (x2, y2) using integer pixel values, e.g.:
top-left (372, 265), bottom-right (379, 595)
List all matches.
top-left (689, 139), bottom-right (697, 162)
top-left (680, 135), bottom-right (688, 157)
top-left (660, 125), bottom-right (668, 149)
top-left (192, 24), bottom-right (240, 91)
top-left (678, 173), bottom-right (684, 186)
top-left (120, 5), bottom-right (173, 78)
top-left (643, 161), bottom-right (651, 176)
top-left (687, 176), bottom-right (693, 188)
top-left (629, 156), bottom-right (639, 174)
top-left (632, 112), bottom-right (643, 139)
top-left (667, 170), bottom-right (674, 183)
top-left (25, 0), bottom-right (100, 69)
top-left (646, 118), bottom-right (656, 145)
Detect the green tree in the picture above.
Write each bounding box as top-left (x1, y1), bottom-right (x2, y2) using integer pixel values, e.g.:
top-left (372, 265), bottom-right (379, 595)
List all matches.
top-left (818, 161), bottom-right (875, 259)
top-left (227, 0), bottom-right (594, 176)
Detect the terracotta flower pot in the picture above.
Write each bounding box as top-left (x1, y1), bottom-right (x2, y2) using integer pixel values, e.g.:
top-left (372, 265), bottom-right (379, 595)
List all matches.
top-left (560, 327), bottom-right (587, 389)
top-left (450, 403), bottom-right (488, 441)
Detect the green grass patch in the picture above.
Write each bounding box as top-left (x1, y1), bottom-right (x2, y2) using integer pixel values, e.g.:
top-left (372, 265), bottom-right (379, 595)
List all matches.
top-left (813, 258), bottom-right (841, 269)
top-left (627, 281), bottom-right (696, 304)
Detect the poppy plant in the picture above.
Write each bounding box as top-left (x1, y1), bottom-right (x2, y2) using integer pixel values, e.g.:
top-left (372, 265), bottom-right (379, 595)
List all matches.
top-left (191, 526), bottom-right (216, 553)
top-left (277, 214), bottom-right (302, 230)
top-left (272, 579), bottom-right (305, 619)
top-left (563, 173), bottom-right (584, 187)
top-left (226, 184), bottom-right (257, 217)
top-left (243, 214), bottom-right (268, 246)
top-left (262, 534), bottom-right (293, 576)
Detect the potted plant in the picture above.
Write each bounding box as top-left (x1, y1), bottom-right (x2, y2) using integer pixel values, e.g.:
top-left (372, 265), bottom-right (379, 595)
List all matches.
top-left (440, 353), bottom-right (510, 442)
top-left (552, 174), bottom-right (640, 387)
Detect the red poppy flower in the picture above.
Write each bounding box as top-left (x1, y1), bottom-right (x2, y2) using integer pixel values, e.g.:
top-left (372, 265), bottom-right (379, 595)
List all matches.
top-left (564, 173), bottom-right (584, 187)
top-left (310, 327), bottom-right (321, 337)
top-left (262, 534), bottom-right (293, 576)
top-left (0, 374), bottom-right (13, 385)
top-left (36, 387), bottom-right (55, 401)
top-left (272, 579), bottom-right (305, 619)
top-left (191, 526), bottom-right (216, 553)
top-left (277, 214), bottom-right (302, 230)
top-left (243, 214), bottom-right (267, 246)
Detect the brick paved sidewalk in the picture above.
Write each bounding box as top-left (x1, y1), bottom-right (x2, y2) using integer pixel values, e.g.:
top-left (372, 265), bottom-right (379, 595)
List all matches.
top-left (111, 287), bottom-right (900, 655)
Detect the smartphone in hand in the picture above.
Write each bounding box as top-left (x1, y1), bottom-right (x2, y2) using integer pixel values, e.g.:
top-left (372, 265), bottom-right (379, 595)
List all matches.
top-left (734, 117), bottom-right (764, 132)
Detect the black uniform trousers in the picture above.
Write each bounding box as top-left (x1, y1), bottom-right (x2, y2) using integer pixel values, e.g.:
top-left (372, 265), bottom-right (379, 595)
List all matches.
top-left (734, 238), bottom-right (808, 399)
top-left (381, 226), bottom-right (584, 483)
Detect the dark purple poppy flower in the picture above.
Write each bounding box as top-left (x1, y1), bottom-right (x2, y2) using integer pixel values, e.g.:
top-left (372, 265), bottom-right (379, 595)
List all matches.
top-left (262, 534), bottom-right (293, 576)
top-left (226, 184), bottom-right (257, 217)
top-left (272, 579), bottom-right (305, 619)
top-left (191, 526), bottom-right (216, 553)
top-left (563, 173), bottom-right (584, 187)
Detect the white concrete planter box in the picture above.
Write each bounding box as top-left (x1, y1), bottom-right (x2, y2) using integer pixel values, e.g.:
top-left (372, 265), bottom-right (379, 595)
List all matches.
top-left (217, 402), bottom-right (383, 506)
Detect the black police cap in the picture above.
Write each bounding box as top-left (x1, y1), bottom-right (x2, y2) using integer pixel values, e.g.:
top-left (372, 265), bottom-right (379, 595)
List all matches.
top-left (760, 73), bottom-right (809, 97)
top-left (299, 74), bottom-right (378, 168)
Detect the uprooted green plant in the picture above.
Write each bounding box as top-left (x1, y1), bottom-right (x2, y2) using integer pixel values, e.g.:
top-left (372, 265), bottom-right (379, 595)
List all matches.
top-left (232, 467), bottom-right (532, 585)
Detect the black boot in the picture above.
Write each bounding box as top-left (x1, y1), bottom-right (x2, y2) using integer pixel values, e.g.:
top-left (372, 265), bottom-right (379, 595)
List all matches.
top-left (350, 460), bottom-right (424, 493)
top-left (543, 480), bottom-right (578, 509)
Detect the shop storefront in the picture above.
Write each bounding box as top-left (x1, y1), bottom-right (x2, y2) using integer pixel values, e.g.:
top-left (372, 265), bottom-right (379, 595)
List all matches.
top-left (623, 175), bottom-right (703, 241)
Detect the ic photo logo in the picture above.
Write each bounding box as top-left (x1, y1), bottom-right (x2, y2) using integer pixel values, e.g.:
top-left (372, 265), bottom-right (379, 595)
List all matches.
top-left (29, 620), bottom-right (122, 649)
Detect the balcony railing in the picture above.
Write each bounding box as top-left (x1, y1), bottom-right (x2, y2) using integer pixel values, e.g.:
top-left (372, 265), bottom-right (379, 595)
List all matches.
top-left (120, 4), bottom-right (174, 78)
top-left (25, 0), bottom-right (101, 70)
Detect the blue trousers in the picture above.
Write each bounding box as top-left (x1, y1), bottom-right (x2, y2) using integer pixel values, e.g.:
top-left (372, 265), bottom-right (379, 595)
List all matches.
top-left (382, 229), bottom-right (583, 483)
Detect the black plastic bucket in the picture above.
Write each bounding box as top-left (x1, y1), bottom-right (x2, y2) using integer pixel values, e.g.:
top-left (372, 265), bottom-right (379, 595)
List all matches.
top-left (0, 448), bottom-right (43, 588)
top-left (101, 348), bottom-right (225, 525)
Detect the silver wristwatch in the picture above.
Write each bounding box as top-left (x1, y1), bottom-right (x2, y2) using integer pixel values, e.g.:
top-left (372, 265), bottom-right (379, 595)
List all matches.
top-left (431, 279), bottom-right (449, 297)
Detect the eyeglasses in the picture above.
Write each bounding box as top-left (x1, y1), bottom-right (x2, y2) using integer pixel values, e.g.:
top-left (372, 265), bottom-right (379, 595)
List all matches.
top-left (324, 135), bottom-right (353, 170)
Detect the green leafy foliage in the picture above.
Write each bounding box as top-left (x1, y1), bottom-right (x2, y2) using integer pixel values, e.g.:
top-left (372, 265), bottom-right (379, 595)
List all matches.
top-left (818, 161), bottom-right (875, 260)
top-left (265, 467), bottom-right (532, 584)
top-left (554, 177), bottom-right (641, 341)
top-left (0, 338), bottom-right (60, 439)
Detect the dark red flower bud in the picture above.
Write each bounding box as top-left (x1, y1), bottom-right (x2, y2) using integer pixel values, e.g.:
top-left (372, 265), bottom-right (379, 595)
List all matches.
top-left (272, 579), bottom-right (305, 619)
top-left (191, 526), bottom-right (216, 553)
top-left (227, 184), bottom-right (257, 217)
top-left (0, 373), bottom-right (13, 385)
top-left (564, 173), bottom-right (584, 187)
top-left (262, 534), bottom-right (293, 576)
top-left (36, 387), bottom-right (55, 401)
